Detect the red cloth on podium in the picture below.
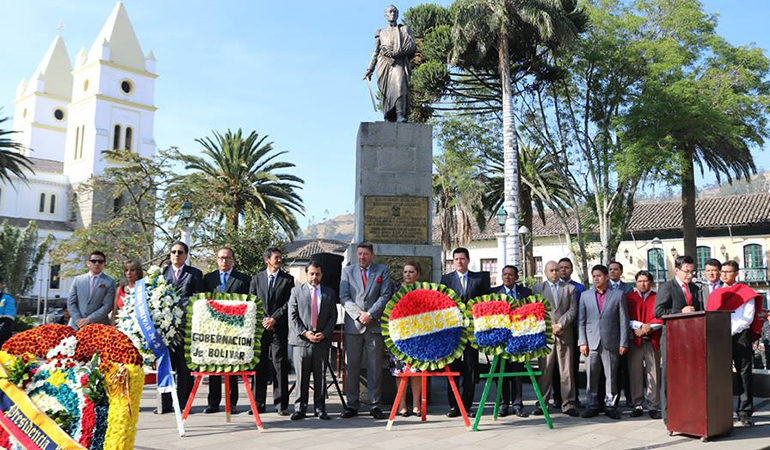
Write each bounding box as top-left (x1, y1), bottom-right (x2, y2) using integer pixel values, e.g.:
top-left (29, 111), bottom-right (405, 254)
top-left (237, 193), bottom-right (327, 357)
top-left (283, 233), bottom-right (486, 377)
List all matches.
top-left (706, 283), bottom-right (765, 340)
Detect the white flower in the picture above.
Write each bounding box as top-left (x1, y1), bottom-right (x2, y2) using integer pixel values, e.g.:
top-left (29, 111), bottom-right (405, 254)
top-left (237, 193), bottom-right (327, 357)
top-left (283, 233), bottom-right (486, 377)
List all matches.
top-left (46, 335), bottom-right (78, 359)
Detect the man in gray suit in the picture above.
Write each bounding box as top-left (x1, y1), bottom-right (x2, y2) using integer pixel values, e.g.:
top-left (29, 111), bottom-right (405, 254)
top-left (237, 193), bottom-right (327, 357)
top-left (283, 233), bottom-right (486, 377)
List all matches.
top-left (340, 242), bottom-right (391, 420)
top-left (67, 250), bottom-right (116, 330)
top-left (288, 261), bottom-right (337, 420)
top-left (533, 261), bottom-right (578, 416)
top-left (579, 264), bottom-right (630, 420)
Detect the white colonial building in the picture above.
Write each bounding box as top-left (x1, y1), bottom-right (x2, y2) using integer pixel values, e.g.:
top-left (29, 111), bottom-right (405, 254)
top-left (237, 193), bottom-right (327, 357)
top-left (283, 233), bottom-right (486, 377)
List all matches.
top-left (1, 2), bottom-right (157, 302)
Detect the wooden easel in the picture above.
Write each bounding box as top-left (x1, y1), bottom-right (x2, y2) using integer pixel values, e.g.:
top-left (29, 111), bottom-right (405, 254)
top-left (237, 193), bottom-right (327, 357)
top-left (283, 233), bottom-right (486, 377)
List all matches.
top-left (472, 356), bottom-right (553, 431)
top-left (386, 365), bottom-right (471, 431)
top-left (181, 370), bottom-right (264, 432)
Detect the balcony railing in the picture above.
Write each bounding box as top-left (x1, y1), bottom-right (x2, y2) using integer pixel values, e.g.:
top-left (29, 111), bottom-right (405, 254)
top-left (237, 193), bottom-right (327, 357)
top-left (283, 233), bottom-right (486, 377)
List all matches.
top-left (740, 267), bottom-right (768, 283)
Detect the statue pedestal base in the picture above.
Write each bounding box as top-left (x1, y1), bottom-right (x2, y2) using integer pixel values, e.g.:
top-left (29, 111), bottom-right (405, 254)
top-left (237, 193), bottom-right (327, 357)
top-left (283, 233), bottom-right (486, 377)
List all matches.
top-left (348, 121), bottom-right (441, 283)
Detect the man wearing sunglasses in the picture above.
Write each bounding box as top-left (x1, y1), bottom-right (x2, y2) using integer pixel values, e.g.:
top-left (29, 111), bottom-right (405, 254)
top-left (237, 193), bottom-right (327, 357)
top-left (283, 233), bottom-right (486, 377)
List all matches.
top-left (67, 251), bottom-right (116, 330)
top-left (159, 241), bottom-right (204, 414)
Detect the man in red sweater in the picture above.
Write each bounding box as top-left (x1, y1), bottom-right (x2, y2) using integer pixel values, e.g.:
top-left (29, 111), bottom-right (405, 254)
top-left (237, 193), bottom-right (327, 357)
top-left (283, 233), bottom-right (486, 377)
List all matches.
top-left (626, 270), bottom-right (663, 419)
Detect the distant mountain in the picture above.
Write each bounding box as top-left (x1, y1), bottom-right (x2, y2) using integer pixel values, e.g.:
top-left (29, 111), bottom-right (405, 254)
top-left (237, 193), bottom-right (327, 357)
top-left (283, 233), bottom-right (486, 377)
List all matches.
top-left (300, 214), bottom-right (354, 241)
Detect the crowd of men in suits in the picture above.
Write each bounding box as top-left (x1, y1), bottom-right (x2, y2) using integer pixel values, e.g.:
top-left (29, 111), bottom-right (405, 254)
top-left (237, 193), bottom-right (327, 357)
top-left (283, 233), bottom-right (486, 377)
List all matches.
top-left (65, 243), bottom-right (761, 426)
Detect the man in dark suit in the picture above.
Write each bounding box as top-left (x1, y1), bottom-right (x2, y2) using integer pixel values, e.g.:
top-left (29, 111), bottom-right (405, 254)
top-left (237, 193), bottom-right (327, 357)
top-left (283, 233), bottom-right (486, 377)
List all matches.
top-left (654, 255), bottom-right (700, 422)
top-left (440, 247), bottom-right (490, 417)
top-left (579, 264), bottom-right (630, 420)
top-left (492, 265), bottom-right (531, 417)
top-left (160, 241), bottom-right (204, 414)
top-left (202, 246), bottom-right (250, 414)
top-left (288, 261), bottom-right (337, 420)
top-left (250, 247), bottom-right (295, 415)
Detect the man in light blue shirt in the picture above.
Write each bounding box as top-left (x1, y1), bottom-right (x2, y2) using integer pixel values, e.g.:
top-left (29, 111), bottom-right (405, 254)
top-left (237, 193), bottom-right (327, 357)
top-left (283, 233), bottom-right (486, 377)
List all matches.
top-left (0, 279), bottom-right (17, 345)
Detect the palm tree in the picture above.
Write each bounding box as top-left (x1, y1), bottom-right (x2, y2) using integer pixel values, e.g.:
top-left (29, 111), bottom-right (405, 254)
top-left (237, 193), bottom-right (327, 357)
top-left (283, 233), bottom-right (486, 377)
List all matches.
top-left (0, 114), bottom-right (33, 184)
top-left (450, 0), bottom-right (582, 267)
top-left (478, 143), bottom-right (570, 277)
top-left (177, 129), bottom-right (304, 237)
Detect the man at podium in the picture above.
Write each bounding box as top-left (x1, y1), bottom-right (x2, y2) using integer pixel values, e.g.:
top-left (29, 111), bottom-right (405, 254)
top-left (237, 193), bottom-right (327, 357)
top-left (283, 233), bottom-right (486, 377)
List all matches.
top-left (654, 255), bottom-right (701, 422)
top-left (706, 260), bottom-right (764, 427)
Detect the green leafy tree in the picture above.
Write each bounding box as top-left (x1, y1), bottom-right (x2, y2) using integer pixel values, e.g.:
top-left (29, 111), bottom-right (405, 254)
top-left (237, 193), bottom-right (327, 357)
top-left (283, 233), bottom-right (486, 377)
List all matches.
top-left (175, 129), bottom-right (304, 237)
top-left (53, 149), bottom-right (176, 277)
top-left (0, 220), bottom-right (52, 298)
top-left (0, 114), bottom-right (34, 184)
top-left (621, 0), bottom-right (770, 258)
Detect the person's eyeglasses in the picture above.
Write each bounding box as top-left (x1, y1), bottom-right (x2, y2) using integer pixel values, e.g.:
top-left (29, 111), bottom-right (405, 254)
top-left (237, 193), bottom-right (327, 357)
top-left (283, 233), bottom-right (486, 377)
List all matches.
top-left (89, 259), bottom-right (105, 264)
top-left (170, 250), bottom-right (186, 255)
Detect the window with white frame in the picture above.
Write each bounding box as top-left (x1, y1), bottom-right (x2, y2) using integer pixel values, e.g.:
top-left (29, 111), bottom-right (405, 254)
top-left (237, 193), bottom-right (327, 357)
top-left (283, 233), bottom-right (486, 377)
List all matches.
top-left (647, 248), bottom-right (666, 282)
top-left (743, 243), bottom-right (765, 282)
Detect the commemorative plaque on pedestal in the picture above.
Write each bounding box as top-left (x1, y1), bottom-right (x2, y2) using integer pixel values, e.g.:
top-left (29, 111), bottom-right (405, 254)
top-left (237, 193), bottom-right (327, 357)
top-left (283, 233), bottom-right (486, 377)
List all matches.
top-left (348, 121), bottom-right (442, 284)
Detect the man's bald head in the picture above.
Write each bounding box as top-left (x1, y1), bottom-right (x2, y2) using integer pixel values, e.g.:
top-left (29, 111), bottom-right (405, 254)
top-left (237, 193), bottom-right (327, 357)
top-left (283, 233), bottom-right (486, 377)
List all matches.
top-left (545, 261), bottom-right (559, 283)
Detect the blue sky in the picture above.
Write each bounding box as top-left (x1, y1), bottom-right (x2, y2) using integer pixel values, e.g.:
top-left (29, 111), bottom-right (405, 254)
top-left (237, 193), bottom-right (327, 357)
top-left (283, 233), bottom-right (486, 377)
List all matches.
top-left (1, 0), bottom-right (769, 229)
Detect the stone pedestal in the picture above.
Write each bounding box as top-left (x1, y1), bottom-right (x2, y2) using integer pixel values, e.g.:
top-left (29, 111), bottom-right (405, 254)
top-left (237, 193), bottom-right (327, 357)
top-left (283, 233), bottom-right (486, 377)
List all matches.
top-left (347, 122), bottom-right (442, 283)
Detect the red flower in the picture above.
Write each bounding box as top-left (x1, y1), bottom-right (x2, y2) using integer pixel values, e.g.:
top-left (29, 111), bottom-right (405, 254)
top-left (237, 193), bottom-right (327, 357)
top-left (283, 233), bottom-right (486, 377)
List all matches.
top-left (472, 301), bottom-right (511, 317)
top-left (510, 302), bottom-right (546, 321)
top-left (390, 289), bottom-right (457, 319)
top-left (207, 299), bottom-right (248, 316)
top-left (376, 276), bottom-right (383, 283)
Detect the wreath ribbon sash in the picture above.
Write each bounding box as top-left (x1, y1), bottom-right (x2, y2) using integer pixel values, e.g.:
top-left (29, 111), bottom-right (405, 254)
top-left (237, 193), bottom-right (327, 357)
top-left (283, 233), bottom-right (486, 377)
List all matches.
top-left (135, 278), bottom-right (174, 393)
top-left (0, 363), bottom-right (85, 450)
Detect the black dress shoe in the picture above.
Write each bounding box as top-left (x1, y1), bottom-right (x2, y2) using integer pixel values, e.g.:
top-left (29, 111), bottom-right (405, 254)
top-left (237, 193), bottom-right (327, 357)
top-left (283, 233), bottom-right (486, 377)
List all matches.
top-left (257, 404), bottom-right (266, 413)
top-left (277, 409), bottom-right (289, 416)
top-left (290, 411), bottom-right (306, 420)
top-left (581, 408), bottom-right (599, 418)
top-left (446, 407), bottom-right (460, 418)
top-left (340, 408), bottom-right (358, 418)
top-left (513, 407), bottom-right (529, 418)
top-left (370, 407), bottom-right (385, 420)
top-left (229, 406), bottom-right (239, 415)
top-left (605, 408), bottom-right (621, 420)
top-left (316, 410), bottom-right (331, 420)
top-left (631, 407), bottom-right (644, 417)
top-left (499, 405), bottom-right (510, 417)
top-left (155, 405), bottom-right (172, 414)
top-left (738, 413), bottom-right (754, 427)
top-left (563, 408), bottom-right (577, 417)
top-left (649, 410), bottom-right (661, 420)
top-left (532, 406), bottom-right (548, 416)
top-left (203, 406), bottom-right (219, 414)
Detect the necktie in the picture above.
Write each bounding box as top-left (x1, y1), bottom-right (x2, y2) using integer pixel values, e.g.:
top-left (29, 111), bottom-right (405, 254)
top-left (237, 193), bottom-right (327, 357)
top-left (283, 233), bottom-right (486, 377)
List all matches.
top-left (508, 287), bottom-right (517, 300)
top-left (597, 291), bottom-right (605, 313)
top-left (311, 286), bottom-right (319, 330)
top-left (220, 272), bottom-right (228, 293)
top-left (174, 267), bottom-right (181, 282)
top-left (711, 282), bottom-right (719, 293)
top-left (460, 274), bottom-right (467, 294)
top-left (550, 283), bottom-right (559, 308)
top-left (362, 267), bottom-right (368, 288)
top-left (89, 275), bottom-right (98, 294)
top-left (682, 283), bottom-right (692, 306)
top-left (268, 273), bottom-right (275, 296)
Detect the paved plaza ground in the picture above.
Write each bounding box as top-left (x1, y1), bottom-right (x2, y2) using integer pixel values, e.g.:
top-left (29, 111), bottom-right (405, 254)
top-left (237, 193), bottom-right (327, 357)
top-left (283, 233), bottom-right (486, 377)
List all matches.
top-left (134, 377), bottom-right (770, 450)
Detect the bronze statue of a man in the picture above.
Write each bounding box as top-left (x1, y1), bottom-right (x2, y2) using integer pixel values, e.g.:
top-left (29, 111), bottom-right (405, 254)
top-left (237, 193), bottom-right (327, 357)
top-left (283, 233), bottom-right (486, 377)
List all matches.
top-left (364, 5), bottom-right (416, 123)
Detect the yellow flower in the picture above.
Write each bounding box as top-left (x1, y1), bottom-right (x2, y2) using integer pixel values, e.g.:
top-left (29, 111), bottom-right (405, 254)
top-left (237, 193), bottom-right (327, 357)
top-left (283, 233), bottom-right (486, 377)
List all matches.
top-left (46, 370), bottom-right (68, 388)
top-left (103, 363), bottom-right (144, 450)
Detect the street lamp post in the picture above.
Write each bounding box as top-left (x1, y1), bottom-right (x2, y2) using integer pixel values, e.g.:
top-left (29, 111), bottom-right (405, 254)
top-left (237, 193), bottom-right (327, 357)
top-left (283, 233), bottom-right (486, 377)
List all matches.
top-left (180, 200), bottom-right (193, 264)
top-left (495, 207), bottom-right (507, 283)
top-left (519, 225), bottom-right (531, 280)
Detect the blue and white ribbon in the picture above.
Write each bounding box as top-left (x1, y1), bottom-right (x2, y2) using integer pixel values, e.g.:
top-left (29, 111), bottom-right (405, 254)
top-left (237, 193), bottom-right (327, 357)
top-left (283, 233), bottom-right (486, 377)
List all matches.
top-left (135, 278), bottom-right (174, 393)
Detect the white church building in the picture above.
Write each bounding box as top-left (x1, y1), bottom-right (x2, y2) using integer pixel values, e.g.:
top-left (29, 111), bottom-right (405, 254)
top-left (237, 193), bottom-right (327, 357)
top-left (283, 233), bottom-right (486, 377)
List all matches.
top-left (0, 2), bottom-right (156, 302)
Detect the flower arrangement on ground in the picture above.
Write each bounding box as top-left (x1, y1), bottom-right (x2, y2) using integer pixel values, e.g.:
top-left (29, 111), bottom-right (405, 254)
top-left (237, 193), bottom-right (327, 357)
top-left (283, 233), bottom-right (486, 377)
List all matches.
top-left (382, 282), bottom-right (468, 371)
top-left (185, 292), bottom-right (264, 372)
top-left (0, 324), bottom-right (144, 450)
top-left (116, 265), bottom-right (183, 365)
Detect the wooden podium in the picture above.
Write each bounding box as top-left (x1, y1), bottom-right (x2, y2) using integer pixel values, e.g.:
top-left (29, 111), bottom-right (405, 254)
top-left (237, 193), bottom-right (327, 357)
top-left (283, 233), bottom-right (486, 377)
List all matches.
top-left (663, 311), bottom-right (732, 440)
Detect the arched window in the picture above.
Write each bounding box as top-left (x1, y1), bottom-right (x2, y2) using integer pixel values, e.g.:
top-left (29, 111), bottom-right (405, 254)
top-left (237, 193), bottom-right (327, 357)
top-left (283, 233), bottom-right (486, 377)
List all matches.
top-left (647, 248), bottom-right (666, 282)
top-left (125, 127), bottom-right (133, 151)
top-left (49, 194), bottom-right (56, 214)
top-left (39, 193), bottom-right (46, 213)
top-left (743, 244), bottom-right (765, 282)
top-left (696, 246), bottom-right (711, 275)
top-left (113, 125), bottom-right (121, 150)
